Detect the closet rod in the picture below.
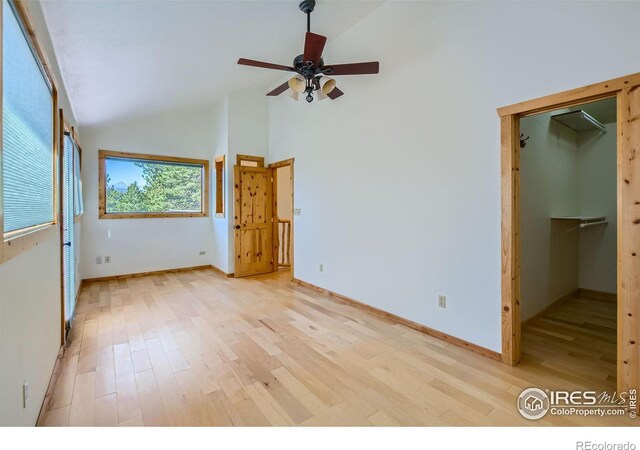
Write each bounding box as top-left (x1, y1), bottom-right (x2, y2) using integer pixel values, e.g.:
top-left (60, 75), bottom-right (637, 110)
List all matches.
top-left (561, 220), bottom-right (608, 235)
top-left (579, 221), bottom-right (608, 229)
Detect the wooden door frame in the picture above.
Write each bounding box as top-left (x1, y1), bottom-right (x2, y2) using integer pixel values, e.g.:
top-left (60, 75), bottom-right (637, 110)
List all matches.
top-left (269, 158), bottom-right (295, 281)
top-left (498, 72), bottom-right (640, 394)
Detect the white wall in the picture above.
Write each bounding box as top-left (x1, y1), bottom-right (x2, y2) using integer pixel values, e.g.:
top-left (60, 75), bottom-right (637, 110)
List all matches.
top-left (578, 122), bottom-right (617, 294)
top-left (268, 0), bottom-right (640, 352)
top-left (0, 0), bottom-right (79, 425)
top-left (520, 112), bottom-right (580, 320)
top-left (211, 97), bottom-right (230, 273)
top-left (217, 88), bottom-right (269, 274)
top-left (80, 107), bottom-right (215, 279)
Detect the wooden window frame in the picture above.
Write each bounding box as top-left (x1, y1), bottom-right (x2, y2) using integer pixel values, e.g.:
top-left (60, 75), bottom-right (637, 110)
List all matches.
top-left (236, 154), bottom-right (264, 167)
top-left (98, 149), bottom-right (210, 220)
top-left (498, 72), bottom-right (640, 395)
top-left (1, 0), bottom-right (60, 265)
top-left (214, 155), bottom-right (225, 218)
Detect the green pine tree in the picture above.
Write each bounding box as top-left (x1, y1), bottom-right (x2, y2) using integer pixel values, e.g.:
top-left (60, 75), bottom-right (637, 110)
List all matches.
top-left (106, 162), bottom-right (202, 213)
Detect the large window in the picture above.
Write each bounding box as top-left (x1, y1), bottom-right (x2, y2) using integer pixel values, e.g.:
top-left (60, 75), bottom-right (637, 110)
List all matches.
top-left (2, 0), bottom-right (55, 236)
top-left (99, 150), bottom-right (209, 219)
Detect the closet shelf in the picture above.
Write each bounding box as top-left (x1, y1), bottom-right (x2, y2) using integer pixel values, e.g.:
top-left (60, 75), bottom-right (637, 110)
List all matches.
top-left (550, 216), bottom-right (605, 222)
top-left (551, 110), bottom-right (606, 133)
top-left (551, 216), bottom-right (607, 230)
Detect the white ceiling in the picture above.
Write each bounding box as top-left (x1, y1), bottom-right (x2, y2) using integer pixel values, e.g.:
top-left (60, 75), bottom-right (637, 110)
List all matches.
top-left (40, 0), bottom-right (383, 126)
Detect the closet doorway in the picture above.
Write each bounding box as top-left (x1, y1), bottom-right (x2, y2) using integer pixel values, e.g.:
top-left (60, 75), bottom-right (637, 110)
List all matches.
top-left (520, 98), bottom-right (616, 391)
top-left (498, 73), bottom-right (640, 394)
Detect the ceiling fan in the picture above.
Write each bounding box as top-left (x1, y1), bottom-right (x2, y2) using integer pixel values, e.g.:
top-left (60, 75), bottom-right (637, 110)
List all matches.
top-left (237, 0), bottom-right (379, 103)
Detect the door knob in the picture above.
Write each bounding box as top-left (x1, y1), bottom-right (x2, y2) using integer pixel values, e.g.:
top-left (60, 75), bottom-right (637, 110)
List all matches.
top-left (235, 225), bottom-right (241, 230)
top-left (63, 242), bottom-right (71, 247)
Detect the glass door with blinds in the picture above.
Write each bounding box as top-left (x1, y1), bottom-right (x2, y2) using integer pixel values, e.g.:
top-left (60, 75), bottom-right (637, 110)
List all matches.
top-left (62, 132), bottom-right (76, 331)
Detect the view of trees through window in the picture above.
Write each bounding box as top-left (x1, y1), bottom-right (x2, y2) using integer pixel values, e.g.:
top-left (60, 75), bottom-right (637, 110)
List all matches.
top-left (106, 157), bottom-right (203, 213)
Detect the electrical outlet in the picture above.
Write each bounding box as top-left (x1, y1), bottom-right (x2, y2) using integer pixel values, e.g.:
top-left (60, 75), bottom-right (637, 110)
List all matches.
top-left (438, 295), bottom-right (447, 309)
top-left (22, 380), bottom-right (29, 408)
top-left (199, 250), bottom-right (206, 256)
top-left (319, 264), bottom-right (324, 272)
top-left (96, 256), bottom-right (102, 265)
top-left (104, 256), bottom-right (111, 264)
top-left (293, 208), bottom-right (301, 216)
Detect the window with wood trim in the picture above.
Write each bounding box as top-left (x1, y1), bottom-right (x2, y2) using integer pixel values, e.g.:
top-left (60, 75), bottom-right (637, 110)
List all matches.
top-left (2, 0), bottom-right (56, 239)
top-left (99, 150), bottom-right (209, 219)
top-left (214, 155), bottom-right (225, 217)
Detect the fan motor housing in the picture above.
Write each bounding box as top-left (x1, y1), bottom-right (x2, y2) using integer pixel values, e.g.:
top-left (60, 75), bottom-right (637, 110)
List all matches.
top-left (293, 54), bottom-right (324, 79)
top-left (299, 0), bottom-right (316, 14)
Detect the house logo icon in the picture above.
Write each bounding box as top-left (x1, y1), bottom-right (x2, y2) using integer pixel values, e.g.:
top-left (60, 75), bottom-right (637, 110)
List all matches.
top-left (517, 388), bottom-right (550, 420)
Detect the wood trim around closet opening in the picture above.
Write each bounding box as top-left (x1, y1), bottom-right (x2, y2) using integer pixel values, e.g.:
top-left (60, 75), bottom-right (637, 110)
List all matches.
top-left (497, 72), bottom-right (640, 396)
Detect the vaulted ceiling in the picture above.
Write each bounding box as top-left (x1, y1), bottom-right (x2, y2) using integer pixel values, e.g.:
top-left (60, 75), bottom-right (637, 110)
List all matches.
top-left (40, 0), bottom-right (383, 126)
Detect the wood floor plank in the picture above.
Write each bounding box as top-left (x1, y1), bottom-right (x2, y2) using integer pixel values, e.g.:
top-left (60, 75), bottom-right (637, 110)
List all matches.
top-left (41, 268), bottom-right (626, 427)
top-left (48, 353), bottom-right (78, 411)
top-left (94, 393), bottom-right (118, 426)
top-left (42, 406), bottom-right (70, 426)
top-left (68, 371), bottom-right (96, 426)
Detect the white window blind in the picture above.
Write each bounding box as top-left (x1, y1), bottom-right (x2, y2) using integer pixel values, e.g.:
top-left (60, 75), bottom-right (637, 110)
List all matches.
top-left (2, 0), bottom-right (54, 234)
top-left (62, 133), bottom-right (75, 321)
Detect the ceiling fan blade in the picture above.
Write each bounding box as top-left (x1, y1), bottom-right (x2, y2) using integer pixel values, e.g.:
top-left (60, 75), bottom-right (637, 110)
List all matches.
top-left (303, 32), bottom-right (327, 66)
top-left (327, 87), bottom-right (344, 100)
top-left (266, 81), bottom-right (290, 97)
top-left (325, 62), bottom-right (379, 76)
top-left (238, 58), bottom-right (293, 72)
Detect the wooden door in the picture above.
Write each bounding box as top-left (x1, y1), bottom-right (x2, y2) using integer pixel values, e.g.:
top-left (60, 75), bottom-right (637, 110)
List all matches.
top-left (234, 165), bottom-right (274, 277)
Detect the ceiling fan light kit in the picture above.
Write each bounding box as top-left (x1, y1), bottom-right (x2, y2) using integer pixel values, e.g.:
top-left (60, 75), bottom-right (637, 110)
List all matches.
top-left (288, 76), bottom-right (306, 94)
top-left (320, 77), bottom-right (336, 95)
top-left (237, 0), bottom-right (379, 103)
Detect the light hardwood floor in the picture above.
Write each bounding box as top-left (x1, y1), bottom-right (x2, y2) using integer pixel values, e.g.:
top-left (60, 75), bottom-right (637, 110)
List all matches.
top-left (41, 268), bottom-right (631, 426)
top-left (522, 291), bottom-right (617, 393)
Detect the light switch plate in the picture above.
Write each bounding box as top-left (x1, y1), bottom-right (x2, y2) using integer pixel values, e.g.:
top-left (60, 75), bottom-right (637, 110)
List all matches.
top-left (293, 208), bottom-right (301, 216)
